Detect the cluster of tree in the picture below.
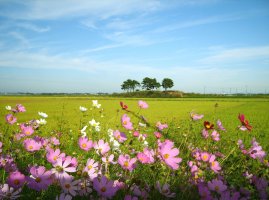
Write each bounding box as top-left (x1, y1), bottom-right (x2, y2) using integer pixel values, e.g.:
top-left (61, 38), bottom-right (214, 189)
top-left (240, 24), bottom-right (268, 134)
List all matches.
top-left (121, 77), bottom-right (174, 92)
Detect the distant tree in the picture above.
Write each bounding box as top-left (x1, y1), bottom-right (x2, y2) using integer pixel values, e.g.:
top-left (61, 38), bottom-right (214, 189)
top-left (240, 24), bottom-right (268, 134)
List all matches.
top-left (142, 77), bottom-right (161, 90)
top-left (162, 78), bottom-right (174, 91)
top-left (121, 79), bottom-right (140, 92)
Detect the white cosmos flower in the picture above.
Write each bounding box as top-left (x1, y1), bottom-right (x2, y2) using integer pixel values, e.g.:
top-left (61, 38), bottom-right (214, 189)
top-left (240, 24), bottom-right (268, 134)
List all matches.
top-left (92, 100), bottom-right (101, 108)
top-left (36, 118), bottom-right (47, 125)
top-left (80, 125), bottom-right (88, 137)
top-left (89, 119), bottom-right (100, 127)
top-left (5, 105), bottom-right (11, 110)
top-left (38, 112), bottom-right (48, 118)
top-left (79, 106), bottom-right (88, 112)
top-left (139, 122), bottom-right (147, 127)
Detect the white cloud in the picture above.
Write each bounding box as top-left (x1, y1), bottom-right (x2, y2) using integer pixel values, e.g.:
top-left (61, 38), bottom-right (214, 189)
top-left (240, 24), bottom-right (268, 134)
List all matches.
top-left (200, 46), bottom-right (269, 64)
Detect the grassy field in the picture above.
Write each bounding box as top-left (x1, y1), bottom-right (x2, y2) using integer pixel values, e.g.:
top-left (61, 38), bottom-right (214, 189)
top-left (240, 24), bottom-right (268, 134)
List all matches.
top-left (0, 96), bottom-right (269, 199)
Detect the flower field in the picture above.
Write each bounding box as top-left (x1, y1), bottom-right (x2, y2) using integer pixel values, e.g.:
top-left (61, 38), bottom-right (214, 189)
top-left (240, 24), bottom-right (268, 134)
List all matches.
top-left (0, 96), bottom-right (269, 199)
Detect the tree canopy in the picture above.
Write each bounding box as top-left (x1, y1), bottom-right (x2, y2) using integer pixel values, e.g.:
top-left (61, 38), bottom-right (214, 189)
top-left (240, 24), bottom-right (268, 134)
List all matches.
top-left (162, 78), bottom-right (174, 91)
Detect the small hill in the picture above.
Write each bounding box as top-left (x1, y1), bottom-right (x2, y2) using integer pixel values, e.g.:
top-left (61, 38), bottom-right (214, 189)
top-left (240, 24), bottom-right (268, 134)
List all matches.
top-left (111, 90), bottom-right (184, 98)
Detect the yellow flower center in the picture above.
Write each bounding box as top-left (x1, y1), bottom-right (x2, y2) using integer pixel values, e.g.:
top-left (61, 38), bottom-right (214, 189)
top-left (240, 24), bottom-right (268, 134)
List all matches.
top-left (65, 184), bottom-right (71, 189)
top-left (88, 165), bottom-right (93, 170)
top-left (13, 180), bottom-right (20, 185)
top-left (164, 154), bottom-right (169, 159)
top-left (123, 161), bottom-right (129, 167)
top-left (82, 143), bottom-right (87, 148)
top-left (29, 145), bottom-right (33, 150)
top-left (123, 121), bottom-right (127, 125)
top-left (202, 155), bottom-right (208, 160)
top-left (35, 177), bottom-right (41, 183)
top-left (215, 186), bottom-right (219, 191)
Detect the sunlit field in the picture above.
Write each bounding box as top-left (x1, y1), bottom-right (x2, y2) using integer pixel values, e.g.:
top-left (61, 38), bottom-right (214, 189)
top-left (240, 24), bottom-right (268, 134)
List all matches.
top-left (0, 96), bottom-right (268, 199)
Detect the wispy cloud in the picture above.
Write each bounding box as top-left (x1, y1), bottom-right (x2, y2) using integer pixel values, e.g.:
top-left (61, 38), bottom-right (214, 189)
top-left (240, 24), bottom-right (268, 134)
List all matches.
top-left (200, 46), bottom-right (269, 64)
top-left (16, 23), bottom-right (50, 33)
top-left (0, 0), bottom-right (161, 20)
top-left (9, 32), bottom-right (30, 47)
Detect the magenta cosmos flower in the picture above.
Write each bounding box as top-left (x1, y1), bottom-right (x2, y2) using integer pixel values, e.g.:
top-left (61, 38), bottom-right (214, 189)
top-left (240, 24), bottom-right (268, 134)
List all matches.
top-left (158, 140), bottom-right (182, 170)
top-left (78, 137), bottom-right (93, 151)
top-left (7, 171), bottom-right (26, 189)
top-left (46, 148), bottom-right (65, 164)
top-left (208, 179), bottom-right (227, 194)
top-left (113, 130), bottom-right (127, 143)
top-left (190, 112), bottom-right (204, 121)
top-left (138, 100), bottom-right (148, 109)
top-left (14, 104), bottom-right (26, 113)
top-left (121, 114), bottom-right (133, 130)
top-left (118, 154), bottom-right (137, 171)
top-left (93, 176), bottom-right (118, 199)
top-left (23, 138), bottom-right (42, 152)
top-left (5, 114), bottom-right (17, 125)
top-left (51, 157), bottom-right (77, 180)
top-left (217, 119), bottom-right (226, 131)
top-left (27, 166), bottom-right (52, 191)
top-left (137, 148), bottom-right (155, 164)
top-left (94, 140), bottom-right (110, 155)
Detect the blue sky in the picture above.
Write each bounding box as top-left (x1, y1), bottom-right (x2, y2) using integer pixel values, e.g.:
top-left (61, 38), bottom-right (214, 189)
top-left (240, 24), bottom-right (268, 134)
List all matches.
top-left (0, 0), bottom-right (268, 94)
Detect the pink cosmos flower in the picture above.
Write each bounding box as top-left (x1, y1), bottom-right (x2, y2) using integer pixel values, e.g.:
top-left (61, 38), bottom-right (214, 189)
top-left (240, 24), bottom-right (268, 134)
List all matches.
top-left (94, 140), bottom-right (110, 155)
top-left (22, 126), bottom-right (34, 136)
top-left (113, 130), bottom-right (127, 143)
top-left (202, 129), bottom-right (209, 138)
top-left (102, 154), bottom-right (117, 164)
top-left (84, 158), bottom-right (99, 180)
top-left (217, 119), bottom-right (226, 131)
top-left (7, 171), bottom-right (26, 189)
top-left (200, 152), bottom-right (210, 162)
top-left (209, 155), bottom-right (221, 173)
top-left (156, 181), bottom-right (176, 198)
top-left (121, 114), bottom-right (133, 130)
top-left (93, 176), bottom-right (118, 199)
top-left (51, 157), bottom-right (77, 180)
top-left (14, 104), bottom-right (26, 112)
top-left (46, 148), bottom-right (65, 164)
top-left (27, 166), bottom-right (52, 191)
top-left (190, 112), bottom-right (204, 121)
top-left (137, 148), bottom-right (155, 164)
top-left (156, 121), bottom-right (168, 131)
top-left (0, 184), bottom-right (22, 199)
top-left (50, 137), bottom-right (60, 145)
top-left (138, 100), bottom-right (148, 109)
top-left (5, 114), bottom-right (17, 125)
top-left (208, 179), bottom-right (227, 194)
top-left (78, 137), bottom-right (93, 151)
top-left (60, 175), bottom-right (81, 196)
top-left (23, 138), bottom-right (42, 152)
top-left (211, 130), bottom-right (220, 141)
top-left (133, 131), bottom-right (139, 137)
top-left (118, 154), bottom-right (137, 171)
top-left (158, 140), bottom-right (182, 170)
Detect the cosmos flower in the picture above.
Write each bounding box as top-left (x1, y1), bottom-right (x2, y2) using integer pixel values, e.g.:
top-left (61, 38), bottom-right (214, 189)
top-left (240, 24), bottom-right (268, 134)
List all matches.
top-left (7, 171), bottom-right (26, 189)
top-left (80, 125), bottom-right (88, 137)
top-left (92, 100), bottom-right (101, 108)
top-left (0, 184), bottom-right (22, 199)
top-left (5, 114), bottom-right (17, 125)
top-left (56, 193), bottom-right (72, 200)
top-left (79, 106), bottom-right (88, 112)
top-left (60, 175), bottom-right (80, 196)
top-left (83, 158), bottom-right (99, 180)
top-left (156, 181), bottom-right (176, 198)
top-left (211, 130), bottom-right (220, 141)
top-left (238, 113), bottom-right (252, 131)
top-left (93, 176), bottom-right (118, 199)
top-left (158, 140), bottom-right (182, 170)
top-left (156, 122), bottom-right (168, 131)
top-left (36, 118), bottom-right (47, 125)
top-left (190, 112), bottom-right (204, 121)
top-left (118, 154), bottom-right (137, 171)
top-left (22, 126), bottom-right (34, 136)
top-left (209, 155), bottom-right (221, 173)
top-left (217, 119), bottom-right (226, 131)
top-left (94, 140), bottom-right (110, 155)
top-left (121, 114), bottom-right (133, 130)
top-left (12, 104), bottom-right (26, 113)
top-left (138, 100), bottom-right (148, 109)
top-left (46, 148), bottom-right (66, 164)
top-left (120, 101), bottom-right (128, 110)
top-left (78, 137), bottom-right (93, 151)
top-left (208, 179), bottom-right (227, 194)
top-left (51, 157), bottom-right (77, 180)
top-left (27, 166), bottom-right (52, 191)
top-left (204, 121), bottom-right (214, 130)
top-left (38, 112), bottom-right (48, 118)
top-left (23, 138), bottom-right (42, 152)
top-left (5, 105), bottom-right (12, 110)
top-left (113, 130), bottom-right (127, 143)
